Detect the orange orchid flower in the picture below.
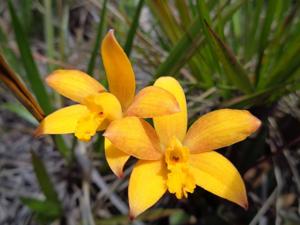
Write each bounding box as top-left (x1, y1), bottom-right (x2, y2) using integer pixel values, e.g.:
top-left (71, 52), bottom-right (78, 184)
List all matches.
top-left (104, 77), bottom-right (261, 218)
top-left (35, 30), bottom-right (180, 176)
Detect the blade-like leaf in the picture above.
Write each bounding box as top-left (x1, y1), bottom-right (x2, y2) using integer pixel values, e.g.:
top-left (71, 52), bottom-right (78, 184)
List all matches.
top-left (87, 0), bottom-right (108, 75)
top-left (1, 102), bottom-right (38, 125)
top-left (43, 0), bottom-right (55, 71)
top-left (154, 16), bottom-right (204, 78)
top-left (254, 0), bottom-right (279, 84)
top-left (203, 21), bottom-right (253, 94)
top-left (124, 0), bottom-right (145, 57)
top-left (8, 0), bottom-right (52, 114)
top-left (21, 197), bottom-right (62, 221)
top-left (154, 0), bottom-right (246, 79)
top-left (31, 151), bottom-right (61, 204)
top-left (258, 34), bottom-right (300, 89)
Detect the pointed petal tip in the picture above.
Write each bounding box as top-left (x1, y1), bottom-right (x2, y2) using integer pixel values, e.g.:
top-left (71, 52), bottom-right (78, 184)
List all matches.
top-left (108, 29), bottom-right (114, 35)
top-left (117, 172), bottom-right (124, 179)
top-left (238, 197), bottom-right (248, 210)
top-left (253, 116), bottom-right (262, 131)
top-left (33, 126), bottom-right (43, 138)
top-left (236, 191), bottom-right (248, 210)
top-left (243, 201), bottom-right (249, 210)
top-left (129, 212), bottom-right (135, 221)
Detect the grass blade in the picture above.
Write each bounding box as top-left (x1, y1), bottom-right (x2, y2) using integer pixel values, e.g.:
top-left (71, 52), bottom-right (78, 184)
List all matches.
top-left (43, 0), bottom-right (55, 71)
top-left (154, 0), bottom-right (246, 80)
top-left (124, 0), bottom-right (145, 57)
top-left (87, 0), bottom-right (108, 75)
top-left (259, 36), bottom-right (300, 88)
top-left (31, 151), bottom-right (61, 204)
top-left (254, 0), bottom-right (278, 84)
top-left (203, 21), bottom-right (253, 94)
top-left (1, 102), bottom-right (38, 125)
top-left (154, 16), bottom-right (203, 78)
top-left (21, 197), bottom-right (62, 222)
top-left (8, 0), bottom-right (53, 114)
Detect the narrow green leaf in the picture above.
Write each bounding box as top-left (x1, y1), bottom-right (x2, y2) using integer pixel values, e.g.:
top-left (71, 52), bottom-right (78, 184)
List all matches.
top-left (124, 0), bottom-right (145, 57)
top-left (254, 0), bottom-right (279, 84)
top-left (259, 36), bottom-right (300, 88)
top-left (87, 0), bottom-right (108, 75)
top-left (21, 197), bottom-right (62, 220)
top-left (31, 151), bottom-right (61, 205)
top-left (1, 102), bottom-right (38, 125)
top-left (203, 21), bottom-right (253, 94)
top-left (154, 0), bottom-right (246, 79)
top-left (0, 26), bottom-right (22, 75)
top-left (43, 0), bottom-right (55, 71)
top-left (146, 0), bottom-right (181, 44)
top-left (53, 136), bottom-right (70, 160)
top-left (8, 0), bottom-right (53, 114)
top-left (154, 16), bottom-right (203, 78)
top-left (175, 0), bottom-right (192, 28)
top-left (8, 1), bottom-right (69, 161)
top-left (20, 0), bottom-right (33, 34)
top-left (21, 198), bottom-right (62, 223)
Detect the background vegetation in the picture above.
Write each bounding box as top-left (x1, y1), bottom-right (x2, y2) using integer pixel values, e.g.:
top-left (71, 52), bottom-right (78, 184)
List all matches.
top-left (1, 0), bottom-right (300, 224)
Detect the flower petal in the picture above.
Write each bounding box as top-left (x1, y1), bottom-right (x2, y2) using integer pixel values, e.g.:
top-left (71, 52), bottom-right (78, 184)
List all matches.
top-left (126, 86), bottom-right (180, 118)
top-left (46, 70), bottom-right (105, 103)
top-left (153, 77), bottom-right (187, 147)
top-left (189, 151), bottom-right (248, 209)
top-left (104, 117), bottom-right (162, 160)
top-left (34, 105), bottom-right (89, 136)
top-left (129, 159), bottom-right (167, 218)
top-left (83, 92), bottom-right (122, 121)
top-left (104, 138), bottom-right (130, 178)
top-left (184, 109), bottom-right (261, 153)
top-left (101, 30), bottom-right (135, 110)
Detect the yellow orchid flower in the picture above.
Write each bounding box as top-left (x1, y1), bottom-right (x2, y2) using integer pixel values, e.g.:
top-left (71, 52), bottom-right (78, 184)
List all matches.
top-left (34, 30), bottom-right (180, 176)
top-left (104, 77), bottom-right (261, 218)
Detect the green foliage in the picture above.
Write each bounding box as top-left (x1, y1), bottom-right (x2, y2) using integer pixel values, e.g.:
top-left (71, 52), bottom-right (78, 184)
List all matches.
top-left (1, 1), bottom-right (300, 224)
top-left (21, 151), bottom-right (63, 222)
top-left (147, 0), bottom-right (300, 108)
top-left (8, 0), bottom-right (53, 114)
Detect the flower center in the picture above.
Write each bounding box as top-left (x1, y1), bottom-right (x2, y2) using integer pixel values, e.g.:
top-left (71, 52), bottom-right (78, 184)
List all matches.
top-left (75, 93), bottom-right (122, 141)
top-left (164, 137), bottom-right (196, 199)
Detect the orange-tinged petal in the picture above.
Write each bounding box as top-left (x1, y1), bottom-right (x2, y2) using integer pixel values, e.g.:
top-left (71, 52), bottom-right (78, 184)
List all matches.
top-left (125, 86), bottom-right (180, 118)
top-left (184, 109), bottom-right (261, 153)
top-left (153, 77), bottom-right (187, 147)
top-left (189, 151), bottom-right (248, 209)
top-left (101, 30), bottom-right (135, 110)
top-left (34, 105), bottom-right (89, 136)
top-left (46, 70), bottom-right (105, 103)
top-left (104, 138), bottom-right (130, 178)
top-left (129, 159), bottom-right (167, 218)
top-left (104, 117), bottom-right (162, 160)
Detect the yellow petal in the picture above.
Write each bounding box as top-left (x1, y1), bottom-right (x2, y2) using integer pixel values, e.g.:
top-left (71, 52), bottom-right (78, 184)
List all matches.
top-left (126, 86), bottom-right (180, 118)
top-left (189, 151), bottom-right (248, 209)
top-left (34, 105), bottom-right (89, 136)
top-left (104, 138), bottom-right (130, 178)
top-left (184, 109), bottom-right (261, 153)
top-left (101, 30), bottom-right (135, 110)
top-left (129, 160), bottom-right (167, 218)
top-left (104, 117), bottom-right (162, 160)
top-left (46, 70), bottom-right (105, 103)
top-left (83, 92), bottom-right (122, 121)
top-left (153, 77), bottom-right (187, 147)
